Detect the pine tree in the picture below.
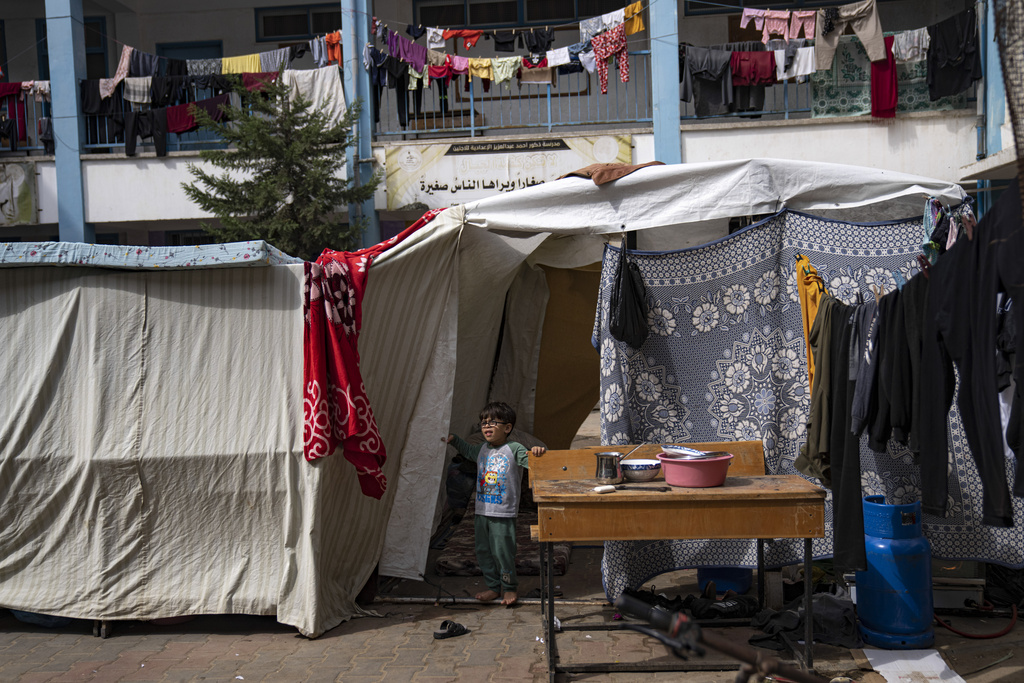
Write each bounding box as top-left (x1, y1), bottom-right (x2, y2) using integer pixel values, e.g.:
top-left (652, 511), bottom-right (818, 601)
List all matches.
top-left (182, 76), bottom-right (380, 261)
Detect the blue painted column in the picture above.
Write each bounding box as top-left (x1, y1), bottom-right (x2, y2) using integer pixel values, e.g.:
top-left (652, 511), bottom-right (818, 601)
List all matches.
top-left (340, 0), bottom-right (381, 247)
top-left (983, 0), bottom-right (1005, 161)
top-left (45, 0), bottom-right (92, 243)
top-left (649, 0), bottom-right (681, 165)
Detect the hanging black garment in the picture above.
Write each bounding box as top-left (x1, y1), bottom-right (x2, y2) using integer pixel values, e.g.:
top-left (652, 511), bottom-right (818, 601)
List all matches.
top-left (927, 7), bottom-right (982, 101)
top-left (125, 108), bottom-right (168, 157)
top-left (493, 31), bottom-right (520, 53)
top-left (523, 28), bottom-right (554, 53)
top-left (609, 242), bottom-right (650, 349)
top-left (919, 183), bottom-right (1024, 526)
top-left (79, 79), bottom-right (124, 145)
top-left (151, 76), bottom-right (187, 107)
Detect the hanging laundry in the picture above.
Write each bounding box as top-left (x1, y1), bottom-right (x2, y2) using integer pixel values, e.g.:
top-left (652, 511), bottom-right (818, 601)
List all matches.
top-left (467, 57), bottom-right (492, 81)
top-left (388, 32), bottom-right (427, 72)
top-left (680, 46), bottom-right (733, 116)
top-left (187, 58), bottom-right (222, 76)
top-left (523, 28), bottom-right (555, 54)
top-left (491, 56), bottom-right (520, 87)
top-left (406, 24), bottom-right (425, 39)
top-left (547, 47), bottom-right (570, 68)
top-left (730, 51), bottom-right (776, 87)
top-left (427, 49), bottom-right (446, 67)
top-left (164, 58), bottom-right (188, 78)
top-left (408, 63), bottom-right (429, 90)
top-left (624, 2), bottom-right (645, 36)
top-left (166, 93), bottom-right (230, 134)
top-left (740, 9), bottom-right (765, 35)
top-left (150, 76), bottom-right (187, 107)
top-left (789, 10), bottom-right (816, 40)
top-left (443, 29), bottom-right (483, 50)
top-left (122, 76), bottom-right (151, 105)
top-left (310, 36), bottom-right (329, 68)
top-left (579, 50), bottom-right (597, 73)
top-left (129, 50), bottom-right (159, 78)
top-left (761, 10), bottom-right (791, 44)
top-left (242, 72), bottom-right (279, 92)
top-left (79, 79), bottom-right (123, 145)
top-left (927, 7), bottom-right (982, 101)
top-left (870, 36), bottom-right (897, 118)
top-left (580, 17), bottom-right (603, 44)
top-left (100, 45), bottom-right (133, 99)
top-left (774, 46), bottom-right (815, 81)
top-left (222, 53), bottom-right (261, 74)
top-left (38, 117), bottom-right (54, 154)
top-left (428, 54), bottom-right (454, 86)
top-left (325, 31), bottom-right (342, 65)
top-left (492, 30), bottom-right (519, 53)
top-left (815, 0), bottom-right (886, 70)
top-left (25, 81), bottom-right (50, 102)
top-left (282, 65), bottom-right (347, 128)
top-left (892, 27), bottom-right (930, 63)
top-left (125, 108), bottom-right (167, 157)
top-left (260, 47), bottom-right (291, 73)
top-left (449, 54), bottom-right (469, 75)
top-left (591, 23), bottom-right (629, 94)
top-left (427, 27), bottom-right (445, 50)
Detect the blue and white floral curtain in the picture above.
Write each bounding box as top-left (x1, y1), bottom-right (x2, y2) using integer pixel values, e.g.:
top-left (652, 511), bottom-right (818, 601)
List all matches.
top-left (594, 210), bottom-right (1024, 599)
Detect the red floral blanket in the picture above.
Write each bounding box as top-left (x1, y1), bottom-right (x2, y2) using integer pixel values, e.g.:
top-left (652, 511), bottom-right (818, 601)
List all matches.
top-left (303, 208), bottom-right (445, 498)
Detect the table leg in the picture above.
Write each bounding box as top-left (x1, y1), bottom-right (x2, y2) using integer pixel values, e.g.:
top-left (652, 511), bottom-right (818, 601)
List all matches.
top-left (544, 541), bottom-right (556, 681)
top-left (757, 538), bottom-right (765, 610)
top-left (803, 537), bottom-right (813, 671)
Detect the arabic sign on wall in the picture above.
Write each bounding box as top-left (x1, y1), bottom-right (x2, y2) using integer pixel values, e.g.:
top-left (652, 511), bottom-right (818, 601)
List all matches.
top-left (385, 135), bottom-right (631, 210)
top-left (0, 163), bottom-right (36, 226)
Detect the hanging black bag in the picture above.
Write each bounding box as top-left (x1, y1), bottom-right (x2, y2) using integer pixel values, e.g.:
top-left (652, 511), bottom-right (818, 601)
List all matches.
top-left (609, 233), bottom-right (650, 348)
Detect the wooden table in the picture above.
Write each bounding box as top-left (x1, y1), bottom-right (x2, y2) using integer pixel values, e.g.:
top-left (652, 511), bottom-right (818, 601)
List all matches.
top-left (533, 475), bottom-right (826, 679)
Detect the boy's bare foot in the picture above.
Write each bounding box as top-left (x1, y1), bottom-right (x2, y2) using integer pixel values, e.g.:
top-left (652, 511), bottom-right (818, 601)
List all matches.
top-left (475, 589), bottom-right (499, 602)
top-left (501, 591), bottom-right (518, 606)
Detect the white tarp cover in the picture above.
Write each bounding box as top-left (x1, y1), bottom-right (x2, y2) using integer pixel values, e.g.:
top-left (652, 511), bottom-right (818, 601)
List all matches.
top-left (0, 264), bottom-right (383, 637)
top-left (0, 160), bottom-right (967, 600)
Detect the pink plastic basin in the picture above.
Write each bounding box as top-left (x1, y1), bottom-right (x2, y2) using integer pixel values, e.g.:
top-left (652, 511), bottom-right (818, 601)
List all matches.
top-left (657, 452), bottom-right (733, 487)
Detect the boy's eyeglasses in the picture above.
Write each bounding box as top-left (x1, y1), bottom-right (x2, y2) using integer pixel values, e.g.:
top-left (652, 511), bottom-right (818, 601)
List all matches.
top-left (481, 421), bottom-right (508, 428)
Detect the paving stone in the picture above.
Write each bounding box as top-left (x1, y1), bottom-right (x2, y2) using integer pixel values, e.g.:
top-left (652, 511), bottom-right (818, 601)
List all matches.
top-left (15, 673), bottom-right (61, 683)
top-left (462, 647), bottom-right (503, 667)
top-left (387, 646), bottom-right (431, 667)
top-left (342, 656), bottom-right (391, 677)
top-left (156, 668), bottom-right (207, 682)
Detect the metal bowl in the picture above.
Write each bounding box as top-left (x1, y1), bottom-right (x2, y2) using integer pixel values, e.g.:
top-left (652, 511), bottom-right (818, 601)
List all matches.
top-left (621, 459), bottom-right (662, 482)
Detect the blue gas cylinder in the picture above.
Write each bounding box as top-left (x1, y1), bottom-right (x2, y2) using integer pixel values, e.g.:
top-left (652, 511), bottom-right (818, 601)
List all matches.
top-left (855, 495), bottom-right (934, 648)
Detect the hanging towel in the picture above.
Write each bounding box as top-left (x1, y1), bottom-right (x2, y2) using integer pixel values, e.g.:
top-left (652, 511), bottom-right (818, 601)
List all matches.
top-left (892, 27), bottom-right (930, 63)
top-left (242, 72), bottom-right (279, 91)
top-left (260, 48), bottom-right (292, 73)
top-left (123, 76), bottom-right (152, 104)
top-left (871, 36), bottom-right (897, 118)
top-left (282, 65), bottom-right (347, 128)
top-left (187, 58), bottom-right (222, 76)
top-left (222, 54), bottom-right (261, 74)
top-left (100, 45), bottom-right (133, 99)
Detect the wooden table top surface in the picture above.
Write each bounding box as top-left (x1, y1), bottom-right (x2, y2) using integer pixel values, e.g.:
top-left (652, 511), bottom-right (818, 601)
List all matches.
top-left (531, 475), bottom-right (827, 504)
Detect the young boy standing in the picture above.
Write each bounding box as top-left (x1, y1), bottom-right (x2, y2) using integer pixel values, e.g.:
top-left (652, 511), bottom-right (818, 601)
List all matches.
top-left (447, 401), bottom-right (545, 606)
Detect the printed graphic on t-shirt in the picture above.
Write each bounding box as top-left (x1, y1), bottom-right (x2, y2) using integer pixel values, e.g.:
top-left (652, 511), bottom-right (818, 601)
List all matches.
top-left (478, 451), bottom-right (510, 504)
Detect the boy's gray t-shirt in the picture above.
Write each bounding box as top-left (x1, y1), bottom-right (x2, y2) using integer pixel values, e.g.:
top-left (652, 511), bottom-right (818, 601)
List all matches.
top-left (450, 436), bottom-right (530, 518)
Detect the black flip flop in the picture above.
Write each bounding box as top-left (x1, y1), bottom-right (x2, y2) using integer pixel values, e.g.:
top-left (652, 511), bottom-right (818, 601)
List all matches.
top-left (433, 619), bottom-right (470, 639)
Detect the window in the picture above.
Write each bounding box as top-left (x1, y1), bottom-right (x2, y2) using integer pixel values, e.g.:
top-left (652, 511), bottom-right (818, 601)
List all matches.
top-left (255, 4), bottom-right (341, 41)
top-left (35, 16), bottom-right (108, 80)
top-left (415, 0), bottom-right (625, 28)
top-left (0, 21), bottom-right (8, 82)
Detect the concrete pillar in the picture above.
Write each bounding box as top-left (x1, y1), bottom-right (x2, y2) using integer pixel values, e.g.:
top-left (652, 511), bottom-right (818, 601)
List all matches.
top-left (45, 0), bottom-right (92, 243)
top-left (649, 0), bottom-right (681, 165)
top-left (340, 0), bottom-right (381, 247)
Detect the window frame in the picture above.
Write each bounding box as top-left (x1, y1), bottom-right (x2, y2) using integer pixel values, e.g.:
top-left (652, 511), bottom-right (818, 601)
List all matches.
top-left (35, 15), bottom-right (109, 80)
top-left (254, 3), bottom-right (342, 42)
top-left (413, 0), bottom-right (625, 29)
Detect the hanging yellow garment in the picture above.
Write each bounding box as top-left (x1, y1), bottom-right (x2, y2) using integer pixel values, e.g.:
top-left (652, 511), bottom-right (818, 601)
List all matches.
top-left (222, 53), bottom-right (261, 74)
top-left (796, 254), bottom-right (827, 392)
top-left (624, 1), bottom-right (645, 35)
top-left (467, 57), bottom-right (493, 80)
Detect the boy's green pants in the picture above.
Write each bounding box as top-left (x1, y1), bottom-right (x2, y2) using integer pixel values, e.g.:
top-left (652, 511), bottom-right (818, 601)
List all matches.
top-left (474, 515), bottom-right (518, 592)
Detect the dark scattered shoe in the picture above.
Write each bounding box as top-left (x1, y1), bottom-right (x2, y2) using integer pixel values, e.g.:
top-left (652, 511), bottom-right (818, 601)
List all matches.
top-left (433, 619), bottom-right (470, 639)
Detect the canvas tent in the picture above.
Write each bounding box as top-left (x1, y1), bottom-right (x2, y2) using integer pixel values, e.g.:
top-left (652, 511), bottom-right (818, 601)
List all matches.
top-left (0, 160), bottom-right (965, 636)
